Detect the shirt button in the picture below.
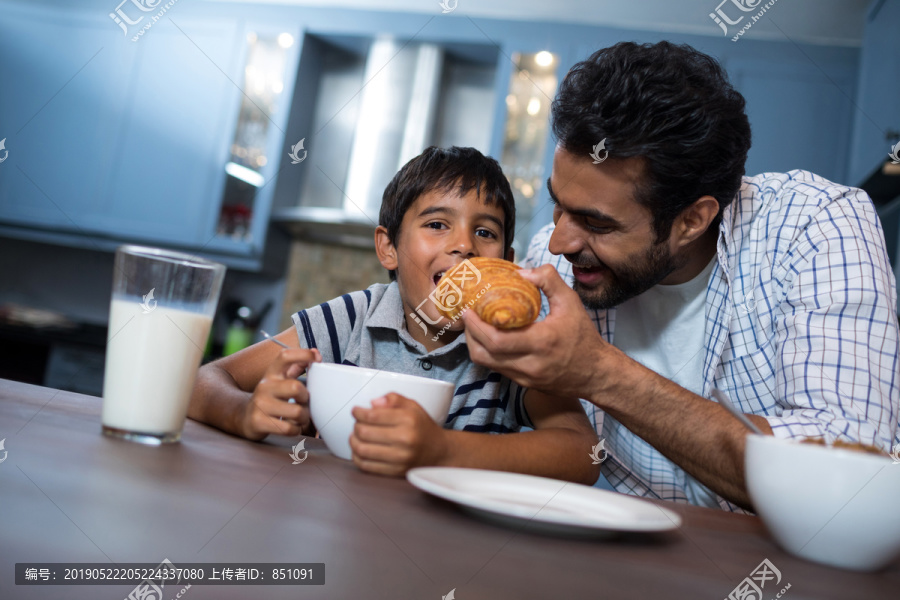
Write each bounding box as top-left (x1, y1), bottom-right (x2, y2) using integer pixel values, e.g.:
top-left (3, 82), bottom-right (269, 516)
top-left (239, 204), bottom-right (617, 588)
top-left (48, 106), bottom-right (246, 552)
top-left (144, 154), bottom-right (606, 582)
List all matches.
top-left (420, 359), bottom-right (433, 371)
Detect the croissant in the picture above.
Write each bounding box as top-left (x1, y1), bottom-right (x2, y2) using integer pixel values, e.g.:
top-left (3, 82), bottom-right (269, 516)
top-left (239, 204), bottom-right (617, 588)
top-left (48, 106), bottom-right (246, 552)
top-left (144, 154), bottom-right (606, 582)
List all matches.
top-left (434, 257), bottom-right (541, 329)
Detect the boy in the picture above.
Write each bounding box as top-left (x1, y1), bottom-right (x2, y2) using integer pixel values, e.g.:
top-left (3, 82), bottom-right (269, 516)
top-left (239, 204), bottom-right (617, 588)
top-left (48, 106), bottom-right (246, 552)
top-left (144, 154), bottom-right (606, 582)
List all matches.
top-left (188, 146), bottom-right (599, 484)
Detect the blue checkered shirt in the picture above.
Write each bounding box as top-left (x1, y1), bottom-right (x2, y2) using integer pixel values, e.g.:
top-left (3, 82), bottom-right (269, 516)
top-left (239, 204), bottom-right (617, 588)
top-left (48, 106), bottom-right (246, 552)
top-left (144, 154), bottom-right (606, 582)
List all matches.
top-left (523, 170), bottom-right (900, 512)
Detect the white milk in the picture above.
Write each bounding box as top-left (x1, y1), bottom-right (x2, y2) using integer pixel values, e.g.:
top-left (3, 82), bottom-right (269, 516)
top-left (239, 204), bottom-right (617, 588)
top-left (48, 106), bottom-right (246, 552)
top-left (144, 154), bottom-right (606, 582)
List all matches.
top-left (102, 298), bottom-right (212, 434)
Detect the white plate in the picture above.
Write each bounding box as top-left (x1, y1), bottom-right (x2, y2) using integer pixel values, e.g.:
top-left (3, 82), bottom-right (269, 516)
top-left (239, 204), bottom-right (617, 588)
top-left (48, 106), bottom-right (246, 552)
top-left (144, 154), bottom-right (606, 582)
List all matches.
top-left (407, 467), bottom-right (682, 536)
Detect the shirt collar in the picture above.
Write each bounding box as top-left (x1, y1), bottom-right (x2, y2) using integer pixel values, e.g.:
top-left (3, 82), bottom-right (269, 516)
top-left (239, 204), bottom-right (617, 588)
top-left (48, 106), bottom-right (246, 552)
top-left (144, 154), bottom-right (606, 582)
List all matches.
top-left (366, 281), bottom-right (468, 357)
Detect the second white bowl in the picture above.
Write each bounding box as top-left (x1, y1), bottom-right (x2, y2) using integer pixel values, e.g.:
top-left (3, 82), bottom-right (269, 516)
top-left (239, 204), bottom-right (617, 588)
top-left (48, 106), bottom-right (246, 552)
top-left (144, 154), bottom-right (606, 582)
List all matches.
top-left (746, 434), bottom-right (900, 571)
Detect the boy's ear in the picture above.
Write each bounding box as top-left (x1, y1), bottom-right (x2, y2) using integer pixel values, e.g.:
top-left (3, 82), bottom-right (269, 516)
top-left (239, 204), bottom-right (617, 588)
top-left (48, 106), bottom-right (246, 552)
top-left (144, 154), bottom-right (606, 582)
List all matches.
top-left (505, 247), bottom-right (515, 262)
top-left (374, 226), bottom-right (398, 271)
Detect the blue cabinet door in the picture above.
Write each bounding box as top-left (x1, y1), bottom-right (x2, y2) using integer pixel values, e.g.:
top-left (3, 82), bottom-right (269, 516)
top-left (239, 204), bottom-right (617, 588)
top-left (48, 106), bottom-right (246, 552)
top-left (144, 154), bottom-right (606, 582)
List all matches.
top-left (0, 6), bottom-right (136, 234)
top-left (94, 17), bottom-right (243, 248)
top-left (729, 58), bottom-right (855, 185)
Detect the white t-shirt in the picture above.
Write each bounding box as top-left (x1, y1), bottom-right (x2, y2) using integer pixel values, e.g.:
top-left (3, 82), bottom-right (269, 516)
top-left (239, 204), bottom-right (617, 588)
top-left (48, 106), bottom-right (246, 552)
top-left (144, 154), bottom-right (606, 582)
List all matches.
top-left (612, 257), bottom-right (719, 507)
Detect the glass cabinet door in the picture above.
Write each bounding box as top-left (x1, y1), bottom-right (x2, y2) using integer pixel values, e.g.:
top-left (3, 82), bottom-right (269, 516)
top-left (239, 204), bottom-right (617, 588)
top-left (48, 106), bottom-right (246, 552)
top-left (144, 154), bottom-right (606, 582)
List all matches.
top-left (499, 51), bottom-right (559, 258)
top-left (217, 30), bottom-right (297, 243)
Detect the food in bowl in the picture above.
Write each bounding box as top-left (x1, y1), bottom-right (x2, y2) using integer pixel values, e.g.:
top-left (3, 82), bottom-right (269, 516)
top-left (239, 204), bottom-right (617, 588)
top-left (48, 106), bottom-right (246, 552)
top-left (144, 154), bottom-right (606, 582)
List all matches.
top-left (799, 437), bottom-right (887, 456)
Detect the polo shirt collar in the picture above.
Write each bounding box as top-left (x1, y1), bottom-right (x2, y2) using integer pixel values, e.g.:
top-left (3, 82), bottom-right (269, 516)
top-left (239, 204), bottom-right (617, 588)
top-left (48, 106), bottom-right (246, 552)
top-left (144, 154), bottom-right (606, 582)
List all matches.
top-left (366, 281), bottom-right (468, 357)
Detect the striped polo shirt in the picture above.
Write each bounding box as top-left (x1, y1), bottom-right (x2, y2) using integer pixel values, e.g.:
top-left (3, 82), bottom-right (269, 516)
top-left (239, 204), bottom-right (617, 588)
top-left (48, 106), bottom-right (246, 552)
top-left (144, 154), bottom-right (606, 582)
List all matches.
top-left (291, 281), bottom-right (531, 432)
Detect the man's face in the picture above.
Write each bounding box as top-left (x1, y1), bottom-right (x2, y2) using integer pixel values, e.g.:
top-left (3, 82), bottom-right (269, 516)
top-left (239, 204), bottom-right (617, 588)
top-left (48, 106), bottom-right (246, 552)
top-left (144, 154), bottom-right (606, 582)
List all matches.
top-left (384, 186), bottom-right (508, 334)
top-left (548, 146), bottom-right (682, 310)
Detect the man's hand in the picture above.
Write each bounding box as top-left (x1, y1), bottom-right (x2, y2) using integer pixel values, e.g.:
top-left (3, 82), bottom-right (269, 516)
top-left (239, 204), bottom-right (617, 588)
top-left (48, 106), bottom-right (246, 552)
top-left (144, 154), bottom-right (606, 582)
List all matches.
top-left (349, 393), bottom-right (448, 477)
top-left (463, 264), bottom-right (617, 400)
top-left (237, 348), bottom-right (320, 441)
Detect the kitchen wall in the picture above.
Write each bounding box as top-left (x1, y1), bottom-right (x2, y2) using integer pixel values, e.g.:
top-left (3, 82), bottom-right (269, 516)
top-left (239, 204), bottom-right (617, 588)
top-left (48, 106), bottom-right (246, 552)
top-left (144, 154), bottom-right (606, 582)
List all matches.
top-left (0, 235), bottom-right (286, 342)
top-left (279, 240), bottom-right (390, 331)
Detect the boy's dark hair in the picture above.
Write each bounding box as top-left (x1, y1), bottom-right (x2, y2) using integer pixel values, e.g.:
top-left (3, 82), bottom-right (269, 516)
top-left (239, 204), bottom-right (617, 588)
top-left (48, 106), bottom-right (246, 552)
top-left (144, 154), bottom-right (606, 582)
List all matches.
top-left (379, 146), bottom-right (515, 281)
top-left (551, 41), bottom-right (751, 242)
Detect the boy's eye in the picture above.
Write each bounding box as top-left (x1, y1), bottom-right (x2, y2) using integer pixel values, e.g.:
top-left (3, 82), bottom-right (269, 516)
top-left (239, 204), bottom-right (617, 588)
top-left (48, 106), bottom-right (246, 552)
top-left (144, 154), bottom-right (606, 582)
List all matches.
top-left (426, 221), bottom-right (446, 230)
top-left (476, 228), bottom-right (497, 239)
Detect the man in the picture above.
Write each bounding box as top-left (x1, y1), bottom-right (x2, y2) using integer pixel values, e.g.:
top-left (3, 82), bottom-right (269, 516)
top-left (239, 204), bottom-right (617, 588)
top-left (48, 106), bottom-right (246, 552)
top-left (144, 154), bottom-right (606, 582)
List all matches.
top-left (463, 41), bottom-right (900, 512)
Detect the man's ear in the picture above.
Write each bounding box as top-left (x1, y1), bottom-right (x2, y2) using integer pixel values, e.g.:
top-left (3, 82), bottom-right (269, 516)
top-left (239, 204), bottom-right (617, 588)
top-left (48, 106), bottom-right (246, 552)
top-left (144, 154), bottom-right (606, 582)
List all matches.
top-left (505, 247), bottom-right (515, 262)
top-left (374, 226), bottom-right (398, 271)
top-left (671, 195), bottom-right (720, 248)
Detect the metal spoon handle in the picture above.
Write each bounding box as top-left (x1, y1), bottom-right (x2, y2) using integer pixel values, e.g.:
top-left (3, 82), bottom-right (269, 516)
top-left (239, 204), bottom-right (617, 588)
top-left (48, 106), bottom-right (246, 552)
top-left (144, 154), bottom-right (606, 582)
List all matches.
top-left (260, 330), bottom-right (289, 349)
top-left (711, 388), bottom-right (765, 436)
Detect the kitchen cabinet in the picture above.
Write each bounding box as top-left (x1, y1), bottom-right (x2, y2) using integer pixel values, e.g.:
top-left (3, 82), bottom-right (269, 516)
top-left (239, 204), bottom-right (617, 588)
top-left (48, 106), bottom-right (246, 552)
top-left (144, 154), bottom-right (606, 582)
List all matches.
top-left (0, 6), bottom-right (135, 234)
top-left (92, 17), bottom-right (244, 249)
top-left (0, 3), bottom-right (297, 270)
top-left (0, 1), bottom-right (870, 271)
top-left (848, 0), bottom-right (900, 187)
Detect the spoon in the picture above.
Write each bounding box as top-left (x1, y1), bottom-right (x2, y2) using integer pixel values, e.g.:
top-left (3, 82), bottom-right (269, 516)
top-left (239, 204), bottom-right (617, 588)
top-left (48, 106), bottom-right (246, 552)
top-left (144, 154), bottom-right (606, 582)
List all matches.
top-left (261, 330), bottom-right (289, 349)
top-left (711, 388), bottom-right (765, 435)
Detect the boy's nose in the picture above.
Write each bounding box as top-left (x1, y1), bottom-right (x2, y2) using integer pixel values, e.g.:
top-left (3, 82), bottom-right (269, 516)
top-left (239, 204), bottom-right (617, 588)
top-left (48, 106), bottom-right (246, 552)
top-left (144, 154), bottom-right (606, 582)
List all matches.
top-left (448, 231), bottom-right (477, 257)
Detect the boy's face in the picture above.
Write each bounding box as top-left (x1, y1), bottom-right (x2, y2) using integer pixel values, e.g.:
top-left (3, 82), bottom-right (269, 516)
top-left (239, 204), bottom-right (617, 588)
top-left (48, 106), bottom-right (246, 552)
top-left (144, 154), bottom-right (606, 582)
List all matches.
top-left (376, 186), bottom-right (512, 341)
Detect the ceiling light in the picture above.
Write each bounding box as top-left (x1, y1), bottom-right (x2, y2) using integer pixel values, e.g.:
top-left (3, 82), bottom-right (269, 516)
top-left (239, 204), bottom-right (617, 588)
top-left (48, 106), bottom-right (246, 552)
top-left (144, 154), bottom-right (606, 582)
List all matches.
top-left (278, 33), bottom-right (294, 48)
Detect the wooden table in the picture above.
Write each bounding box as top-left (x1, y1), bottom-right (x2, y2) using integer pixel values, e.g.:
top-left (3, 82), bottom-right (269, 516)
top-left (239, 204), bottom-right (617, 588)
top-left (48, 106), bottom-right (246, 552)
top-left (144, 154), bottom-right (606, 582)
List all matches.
top-left (1, 379), bottom-right (898, 599)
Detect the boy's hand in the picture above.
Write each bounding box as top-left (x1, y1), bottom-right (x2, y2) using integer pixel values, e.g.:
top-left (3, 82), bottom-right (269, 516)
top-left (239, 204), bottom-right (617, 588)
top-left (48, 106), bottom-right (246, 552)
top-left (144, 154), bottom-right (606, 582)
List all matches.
top-left (349, 393), bottom-right (448, 477)
top-left (238, 348), bottom-right (320, 441)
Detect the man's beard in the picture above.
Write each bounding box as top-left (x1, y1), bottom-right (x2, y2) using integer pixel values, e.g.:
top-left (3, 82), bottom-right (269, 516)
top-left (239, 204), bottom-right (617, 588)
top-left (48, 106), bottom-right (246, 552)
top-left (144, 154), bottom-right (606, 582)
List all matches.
top-left (570, 242), bottom-right (680, 310)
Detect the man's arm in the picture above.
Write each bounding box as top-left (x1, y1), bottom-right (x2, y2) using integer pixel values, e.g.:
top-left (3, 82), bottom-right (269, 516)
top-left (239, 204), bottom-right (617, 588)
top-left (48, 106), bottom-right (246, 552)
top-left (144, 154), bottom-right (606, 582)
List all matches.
top-left (582, 346), bottom-right (771, 508)
top-left (758, 191), bottom-right (899, 448)
top-left (350, 390), bottom-right (601, 485)
top-left (462, 265), bottom-right (768, 508)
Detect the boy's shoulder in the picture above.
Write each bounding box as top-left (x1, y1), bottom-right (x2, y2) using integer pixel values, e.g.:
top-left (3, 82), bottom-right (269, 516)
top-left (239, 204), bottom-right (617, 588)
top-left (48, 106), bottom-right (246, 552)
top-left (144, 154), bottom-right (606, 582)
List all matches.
top-left (291, 282), bottom-right (397, 335)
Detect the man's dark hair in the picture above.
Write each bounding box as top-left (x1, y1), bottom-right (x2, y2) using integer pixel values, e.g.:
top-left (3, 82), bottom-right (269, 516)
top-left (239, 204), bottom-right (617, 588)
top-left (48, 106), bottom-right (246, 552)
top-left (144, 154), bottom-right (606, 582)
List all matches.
top-left (379, 146), bottom-right (515, 280)
top-left (551, 41), bottom-right (751, 242)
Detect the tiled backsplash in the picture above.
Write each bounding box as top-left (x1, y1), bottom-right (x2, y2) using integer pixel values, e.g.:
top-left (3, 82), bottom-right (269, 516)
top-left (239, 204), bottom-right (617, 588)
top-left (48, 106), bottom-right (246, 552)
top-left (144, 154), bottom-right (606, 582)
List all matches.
top-left (280, 239), bottom-right (390, 330)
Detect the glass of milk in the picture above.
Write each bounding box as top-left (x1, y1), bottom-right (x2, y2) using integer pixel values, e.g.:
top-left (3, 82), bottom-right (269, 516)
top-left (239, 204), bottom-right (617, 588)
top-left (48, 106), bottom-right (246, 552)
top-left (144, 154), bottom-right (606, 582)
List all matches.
top-left (101, 245), bottom-right (226, 444)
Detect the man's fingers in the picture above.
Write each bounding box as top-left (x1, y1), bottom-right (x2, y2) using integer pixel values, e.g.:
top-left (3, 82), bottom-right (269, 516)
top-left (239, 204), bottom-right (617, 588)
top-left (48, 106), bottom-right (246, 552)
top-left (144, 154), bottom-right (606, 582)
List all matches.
top-left (518, 264), bottom-right (574, 309)
top-left (462, 310), bottom-right (512, 356)
top-left (463, 308), bottom-right (542, 359)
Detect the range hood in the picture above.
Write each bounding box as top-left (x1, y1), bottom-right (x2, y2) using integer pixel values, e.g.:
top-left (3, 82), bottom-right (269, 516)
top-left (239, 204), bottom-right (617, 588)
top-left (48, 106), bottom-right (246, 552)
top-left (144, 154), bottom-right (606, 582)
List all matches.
top-left (271, 34), bottom-right (498, 246)
top-left (272, 206), bottom-right (376, 248)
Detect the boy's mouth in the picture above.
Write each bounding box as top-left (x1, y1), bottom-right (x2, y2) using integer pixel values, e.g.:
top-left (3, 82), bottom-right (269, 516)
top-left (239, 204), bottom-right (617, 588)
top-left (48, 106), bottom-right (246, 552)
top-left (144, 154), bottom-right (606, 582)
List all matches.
top-left (431, 262), bottom-right (464, 287)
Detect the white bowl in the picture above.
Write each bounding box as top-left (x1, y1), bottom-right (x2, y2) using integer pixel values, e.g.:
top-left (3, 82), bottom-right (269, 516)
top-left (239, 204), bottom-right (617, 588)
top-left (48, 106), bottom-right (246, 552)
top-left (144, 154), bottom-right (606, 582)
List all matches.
top-left (306, 362), bottom-right (454, 460)
top-left (746, 434), bottom-right (900, 571)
